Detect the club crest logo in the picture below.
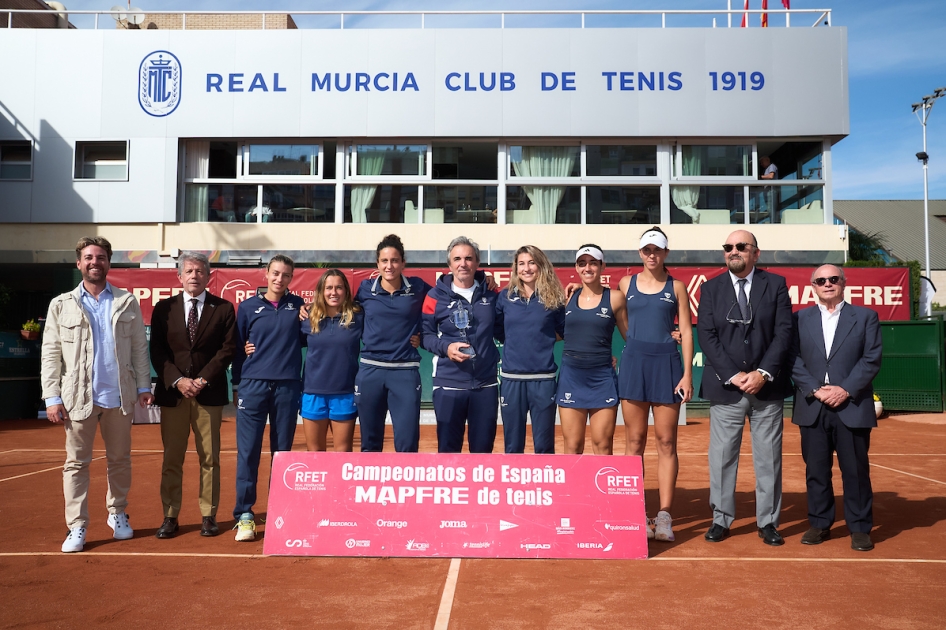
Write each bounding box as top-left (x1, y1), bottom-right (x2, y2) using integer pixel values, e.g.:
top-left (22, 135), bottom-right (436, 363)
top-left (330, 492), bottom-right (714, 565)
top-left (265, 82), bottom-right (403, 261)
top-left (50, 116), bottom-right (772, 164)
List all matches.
top-left (139, 50), bottom-right (182, 117)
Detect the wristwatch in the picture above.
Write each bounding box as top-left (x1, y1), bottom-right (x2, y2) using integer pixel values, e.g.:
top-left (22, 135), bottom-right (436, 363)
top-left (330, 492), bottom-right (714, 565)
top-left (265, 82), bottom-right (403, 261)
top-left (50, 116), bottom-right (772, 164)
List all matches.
top-left (756, 369), bottom-right (771, 382)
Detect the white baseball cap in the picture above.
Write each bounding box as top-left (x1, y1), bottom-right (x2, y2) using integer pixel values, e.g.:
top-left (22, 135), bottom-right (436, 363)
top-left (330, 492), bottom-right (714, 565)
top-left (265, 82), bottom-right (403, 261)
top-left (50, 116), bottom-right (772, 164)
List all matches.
top-left (575, 246), bottom-right (604, 262)
top-left (639, 230), bottom-right (668, 250)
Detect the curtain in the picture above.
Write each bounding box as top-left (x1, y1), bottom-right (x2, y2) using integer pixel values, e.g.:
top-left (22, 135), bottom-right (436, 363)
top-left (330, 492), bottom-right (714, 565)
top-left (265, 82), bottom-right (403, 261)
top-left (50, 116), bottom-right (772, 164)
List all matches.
top-left (512, 146), bottom-right (578, 224)
top-left (351, 150), bottom-right (385, 223)
top-left (671, 149), bottom-right (701, 222)
top-left (183, 141), bottom-right (209, 222)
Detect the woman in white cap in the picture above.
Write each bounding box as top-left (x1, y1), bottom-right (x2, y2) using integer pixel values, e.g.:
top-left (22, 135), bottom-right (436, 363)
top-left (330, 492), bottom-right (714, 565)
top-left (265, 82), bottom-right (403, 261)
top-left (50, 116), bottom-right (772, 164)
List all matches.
top-left (557, 244), bottom-right (627, 455)
top-left (618, 226), bottom-right (694, 542)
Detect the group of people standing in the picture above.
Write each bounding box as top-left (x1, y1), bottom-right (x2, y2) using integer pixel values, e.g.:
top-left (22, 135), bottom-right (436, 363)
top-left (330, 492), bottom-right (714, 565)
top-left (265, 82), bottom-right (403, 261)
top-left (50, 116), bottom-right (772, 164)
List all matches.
top-left (41, 228), bottom-right (881, 554)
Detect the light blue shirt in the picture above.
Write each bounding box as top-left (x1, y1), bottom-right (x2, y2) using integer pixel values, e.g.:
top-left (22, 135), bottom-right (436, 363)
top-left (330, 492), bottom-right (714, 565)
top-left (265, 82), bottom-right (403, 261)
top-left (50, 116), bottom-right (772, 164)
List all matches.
top-left (46, 282), bottom-right (149, 410)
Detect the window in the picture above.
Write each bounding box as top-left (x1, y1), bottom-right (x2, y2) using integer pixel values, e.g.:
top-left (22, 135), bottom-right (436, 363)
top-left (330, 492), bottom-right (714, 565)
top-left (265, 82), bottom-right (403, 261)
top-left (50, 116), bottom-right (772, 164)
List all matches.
top-left (505, 185), bottom-right (580, 224)
top-left (351, 144), bottom-right (427, 178)
top-left (424, 185), bottom-right (498, 223)
top-left (509, 145), bottom-right (580, 178)
top-left (586, 145), bottom-right (657, 177)
top-left (75, 141), bottom-right (128, 180)
top-left (586, 186), bottom-right (660, 224)
top-left (344, 184), bottom-right (418, 223)
top-left (677, 145), bottom-right (750, 177)
top-left (670, 185), bottom-right (744, 224)
top-left (432, 142), bottom-right (497, 180)
top-left (247, 144), bottom-right (320, 177)
top-left (0, 141), bottom-right (31, 180)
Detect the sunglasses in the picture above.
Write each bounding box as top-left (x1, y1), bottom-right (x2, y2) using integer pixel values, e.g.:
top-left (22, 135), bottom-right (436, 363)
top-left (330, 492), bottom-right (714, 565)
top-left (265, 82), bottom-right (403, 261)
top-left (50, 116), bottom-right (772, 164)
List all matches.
top-left (722, 243), bottom-right (755, 253)
top-left (812, 276), bottom-right (841, 287)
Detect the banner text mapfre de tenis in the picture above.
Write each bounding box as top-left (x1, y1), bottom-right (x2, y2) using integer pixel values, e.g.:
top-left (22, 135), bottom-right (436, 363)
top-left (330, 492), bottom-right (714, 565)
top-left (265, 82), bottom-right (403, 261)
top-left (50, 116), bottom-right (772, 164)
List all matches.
top-left (107, 266), bottom-right (911, 326)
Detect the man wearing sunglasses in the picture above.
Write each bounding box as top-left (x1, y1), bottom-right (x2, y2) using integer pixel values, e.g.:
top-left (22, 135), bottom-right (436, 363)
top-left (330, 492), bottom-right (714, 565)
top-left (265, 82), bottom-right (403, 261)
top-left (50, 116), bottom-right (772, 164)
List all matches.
top-left (790, 265), bottom-right (882, 552)
top-left (697, 230), bottom-right (793, 546)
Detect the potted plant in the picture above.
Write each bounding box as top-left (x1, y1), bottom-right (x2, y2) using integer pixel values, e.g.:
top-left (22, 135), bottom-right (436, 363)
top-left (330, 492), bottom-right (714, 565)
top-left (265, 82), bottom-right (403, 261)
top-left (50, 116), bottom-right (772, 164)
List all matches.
top-left (21, 319), bottom-right (40, 341)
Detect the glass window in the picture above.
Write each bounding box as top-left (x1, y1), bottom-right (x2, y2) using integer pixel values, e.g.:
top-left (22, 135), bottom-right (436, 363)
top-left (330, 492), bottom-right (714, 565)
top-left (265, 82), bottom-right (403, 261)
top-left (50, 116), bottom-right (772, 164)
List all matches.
top-left (248, 144), bottom-right (319, 176)
top-left (586, 186), bottom-right (660, 224)
top-left (670, 185), bottom-right (744, 224)
top-left (74, 141), bottom-right (128, 180)
top-left (585, 145), bottom-right (657, 177)
top-left (208, 142), bottom-right (237, 179)
top-left (354, 144), bottom-right (427, 177)
top-left (183, 183), bottom-right (257, 222)
top-left (505, 185), bottom-right (580, 224)
top-left (423, 185), bottom-right (498, 223)
top-left (0, 141), bottom-right (31, 179)
top-left (260, 184), bottom-right (335, 222)
top-left (344, 184), bottom-right (418, 223)
top-left (679, 145), bottom-right (750, 177)
top-left (323, 141), bottom-right (337, 179)
top-left (431, 142), bottom-right (498, 180)
top-left (751, 184), bottom-right (824, 224)
top-left (509, 146), bottom-right (580, 178)
top-left (756, 141), bottom-right (823, 181)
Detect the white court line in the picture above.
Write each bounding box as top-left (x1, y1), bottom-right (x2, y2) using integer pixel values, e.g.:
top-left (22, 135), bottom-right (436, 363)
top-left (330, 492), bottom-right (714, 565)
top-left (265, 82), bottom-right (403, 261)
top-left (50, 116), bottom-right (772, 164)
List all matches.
top-left (0, 456), bottom-right (105, 483)
top-left (870, 463), bottom-right (946, 486)
top-left (433, 558), bottom-right (461, 630)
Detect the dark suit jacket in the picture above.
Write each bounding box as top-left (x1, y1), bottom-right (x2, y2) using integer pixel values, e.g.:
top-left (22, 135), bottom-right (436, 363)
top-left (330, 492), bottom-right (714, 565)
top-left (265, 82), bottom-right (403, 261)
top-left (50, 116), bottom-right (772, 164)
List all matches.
top-left (790, 303), bottom-right (882, 429)
top-left (697, 268), bottom-right (793, 403)
top-left (150, 292), bottom-right (236, 408)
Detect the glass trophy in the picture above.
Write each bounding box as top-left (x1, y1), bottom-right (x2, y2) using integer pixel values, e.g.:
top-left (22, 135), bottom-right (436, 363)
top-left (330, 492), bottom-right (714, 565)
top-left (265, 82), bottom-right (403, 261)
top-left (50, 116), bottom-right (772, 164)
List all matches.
top-left (451, 304), bottom-right (476, 357)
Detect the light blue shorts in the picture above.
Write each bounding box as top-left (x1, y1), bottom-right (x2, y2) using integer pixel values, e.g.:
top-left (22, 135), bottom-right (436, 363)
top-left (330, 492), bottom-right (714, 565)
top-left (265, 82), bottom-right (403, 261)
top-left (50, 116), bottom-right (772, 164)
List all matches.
top-left (301, 393), bottom-right (357, 421)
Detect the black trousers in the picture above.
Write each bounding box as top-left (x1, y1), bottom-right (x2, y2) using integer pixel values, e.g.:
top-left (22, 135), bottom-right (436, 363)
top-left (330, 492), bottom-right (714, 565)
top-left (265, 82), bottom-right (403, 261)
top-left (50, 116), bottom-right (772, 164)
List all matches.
top-left (799, 406), bottom-right (873, 533)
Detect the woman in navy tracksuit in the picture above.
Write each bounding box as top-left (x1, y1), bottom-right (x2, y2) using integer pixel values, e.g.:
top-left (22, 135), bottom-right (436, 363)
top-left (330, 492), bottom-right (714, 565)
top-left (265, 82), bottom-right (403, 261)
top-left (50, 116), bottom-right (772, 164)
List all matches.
top-left (354, 235), bottom-right (430, 453)
top-left (494, 245), bottom-right (566, 454)
top-left (421, 236), bottom-right (501, 453)
top-left (300, 269), bottom-right (364, 452)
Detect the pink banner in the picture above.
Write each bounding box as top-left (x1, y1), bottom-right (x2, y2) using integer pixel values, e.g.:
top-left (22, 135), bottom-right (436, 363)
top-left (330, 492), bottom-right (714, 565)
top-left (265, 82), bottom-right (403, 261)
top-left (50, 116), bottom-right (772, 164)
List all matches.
top-left (262, 452), bottom-right (648, 559)
top-left (108, 266), bottom-right (911, 325)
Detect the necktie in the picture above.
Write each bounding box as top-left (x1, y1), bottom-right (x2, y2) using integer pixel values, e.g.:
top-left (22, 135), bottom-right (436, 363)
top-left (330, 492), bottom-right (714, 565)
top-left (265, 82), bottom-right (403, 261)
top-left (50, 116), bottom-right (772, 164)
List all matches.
top-left (737, 279), bottom-right (749, 321)
top-left (187, 298), bottom-right (199, 345)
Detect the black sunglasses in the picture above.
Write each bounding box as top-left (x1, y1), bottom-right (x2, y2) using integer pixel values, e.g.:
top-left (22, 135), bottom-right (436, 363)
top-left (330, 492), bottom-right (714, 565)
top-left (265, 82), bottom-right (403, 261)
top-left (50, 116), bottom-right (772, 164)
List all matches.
top-left (812, 276), bottom-right (841, 286)
top-left (722, 242), bottom-right (755, 253)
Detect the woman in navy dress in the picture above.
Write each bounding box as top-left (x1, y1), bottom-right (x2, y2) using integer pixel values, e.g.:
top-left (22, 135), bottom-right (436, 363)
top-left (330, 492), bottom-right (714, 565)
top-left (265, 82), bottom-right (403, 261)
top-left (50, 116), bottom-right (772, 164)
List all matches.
top-left (300, 270), bottom-right (364, 452)
top-left (618, 227), bottom-right (693, 541)
top-left (557, 245), bottom-right (627, 455)
top-left (495, 245), bottom-right (566, 454)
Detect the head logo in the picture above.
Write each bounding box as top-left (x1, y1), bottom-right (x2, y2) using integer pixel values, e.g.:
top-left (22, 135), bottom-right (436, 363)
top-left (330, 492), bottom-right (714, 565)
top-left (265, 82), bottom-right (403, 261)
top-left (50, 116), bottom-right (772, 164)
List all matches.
top-left (139, 51), bottom-right (182, 117)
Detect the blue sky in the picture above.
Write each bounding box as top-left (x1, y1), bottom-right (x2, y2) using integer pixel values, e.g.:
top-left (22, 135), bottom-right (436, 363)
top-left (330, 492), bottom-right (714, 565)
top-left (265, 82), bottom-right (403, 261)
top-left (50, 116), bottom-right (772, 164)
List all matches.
top-left (60, 0), bottom-right (946, 200)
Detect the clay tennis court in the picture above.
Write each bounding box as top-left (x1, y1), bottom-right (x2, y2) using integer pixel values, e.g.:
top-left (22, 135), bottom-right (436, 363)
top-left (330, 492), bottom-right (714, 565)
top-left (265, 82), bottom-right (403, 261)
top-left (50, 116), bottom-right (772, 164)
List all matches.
top-left (2, 411), bottom-right (945, 629)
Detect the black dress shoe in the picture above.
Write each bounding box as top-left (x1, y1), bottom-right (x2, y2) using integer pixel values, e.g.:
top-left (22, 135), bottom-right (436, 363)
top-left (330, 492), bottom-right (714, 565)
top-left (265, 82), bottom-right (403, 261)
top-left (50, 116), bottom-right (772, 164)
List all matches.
top-left (758, 524), bottom-right (785, 546)
top-left (850, 532), bottom-right (874, 552)
top-left (801, 527), bottom-right (831, 545)
top-left (704, 523), bottom-right (730, 542)
top-left (156, 517), bottom-right (179, 539)
top-left (200, 516), bottom-right (220, 537)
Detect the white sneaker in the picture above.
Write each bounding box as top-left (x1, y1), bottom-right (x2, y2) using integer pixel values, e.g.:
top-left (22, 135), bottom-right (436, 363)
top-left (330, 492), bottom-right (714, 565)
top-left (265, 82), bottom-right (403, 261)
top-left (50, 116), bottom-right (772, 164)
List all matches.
top-left (646, 517), bottom-right (655, 539)
top-left (235, 513), bottom-right (256, 542)
top-left (107, 512), bottom-right (134, 540)
top-left (62, 527), bottom-right (86, 553)
top-left (654, 510), bottom-right (675, 542)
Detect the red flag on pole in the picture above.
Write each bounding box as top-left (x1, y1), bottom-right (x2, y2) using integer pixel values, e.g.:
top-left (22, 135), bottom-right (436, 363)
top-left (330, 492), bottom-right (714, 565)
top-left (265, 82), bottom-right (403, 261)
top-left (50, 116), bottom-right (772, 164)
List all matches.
top-left (762, 0), bottom-right (768, 27)
top-left (782, 0), bottom-right (790, 8)
top-left (741, 0), bottom-right (749, 27)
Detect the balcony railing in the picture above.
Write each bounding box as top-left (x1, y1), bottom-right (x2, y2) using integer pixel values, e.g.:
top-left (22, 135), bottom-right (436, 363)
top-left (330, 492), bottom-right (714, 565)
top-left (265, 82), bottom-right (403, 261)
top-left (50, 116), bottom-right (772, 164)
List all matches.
top-left (2, 7), bottom-right (833, 31)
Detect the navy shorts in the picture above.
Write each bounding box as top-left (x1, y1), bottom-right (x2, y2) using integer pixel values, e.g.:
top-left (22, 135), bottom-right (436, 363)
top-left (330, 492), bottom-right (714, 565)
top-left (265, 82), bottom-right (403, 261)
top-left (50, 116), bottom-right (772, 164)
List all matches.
top-left (301, 393), bottom-right (357, 421)
top-left (618, 338), bottom-right (684, 405)
top-left (556, 362), bottom-right (618, 409)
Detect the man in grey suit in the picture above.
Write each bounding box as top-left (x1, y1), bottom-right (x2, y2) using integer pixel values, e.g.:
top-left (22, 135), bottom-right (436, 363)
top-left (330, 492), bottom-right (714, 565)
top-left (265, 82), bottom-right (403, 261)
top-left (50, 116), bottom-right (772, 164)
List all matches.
top-left (697, 230), bottom-right (793, 545)
top-left (791, 265), bottom-right (882, 551)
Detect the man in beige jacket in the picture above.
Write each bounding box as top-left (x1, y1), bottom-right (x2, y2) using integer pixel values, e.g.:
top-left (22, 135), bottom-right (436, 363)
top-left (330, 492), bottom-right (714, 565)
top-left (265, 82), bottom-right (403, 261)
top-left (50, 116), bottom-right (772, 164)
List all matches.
top-left (42, 236), bottom-right (154, 553)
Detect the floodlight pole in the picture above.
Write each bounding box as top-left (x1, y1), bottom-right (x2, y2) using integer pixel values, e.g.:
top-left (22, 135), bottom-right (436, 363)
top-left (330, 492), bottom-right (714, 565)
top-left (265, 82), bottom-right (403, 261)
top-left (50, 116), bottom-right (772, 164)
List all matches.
top-left (913, 91), bottom-right (945, 281)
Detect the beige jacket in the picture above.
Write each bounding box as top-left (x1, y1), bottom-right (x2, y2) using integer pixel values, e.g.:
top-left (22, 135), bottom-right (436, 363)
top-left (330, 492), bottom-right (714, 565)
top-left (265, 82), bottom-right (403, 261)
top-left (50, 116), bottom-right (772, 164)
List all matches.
top-left (41, 283), bottom-right (151, 418)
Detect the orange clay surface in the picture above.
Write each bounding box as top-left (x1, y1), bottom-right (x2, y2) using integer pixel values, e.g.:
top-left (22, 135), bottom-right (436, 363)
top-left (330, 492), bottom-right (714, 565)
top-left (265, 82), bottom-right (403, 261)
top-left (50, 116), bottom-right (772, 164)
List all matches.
top-left (1, 410), bottom-right (945, 629)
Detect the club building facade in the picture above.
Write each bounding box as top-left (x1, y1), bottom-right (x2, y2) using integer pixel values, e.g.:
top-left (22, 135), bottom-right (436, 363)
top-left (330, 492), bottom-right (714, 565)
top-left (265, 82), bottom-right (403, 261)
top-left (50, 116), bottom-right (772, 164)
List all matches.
top-left (0, 11), bottom-right (849, 269)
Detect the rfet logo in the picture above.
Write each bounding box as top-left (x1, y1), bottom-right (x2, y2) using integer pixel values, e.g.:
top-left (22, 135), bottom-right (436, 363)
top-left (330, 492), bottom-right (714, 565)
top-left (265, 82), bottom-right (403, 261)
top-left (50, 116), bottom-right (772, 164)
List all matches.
top-left (283, 462), bottom-right (328, 491)
top-left (595, 466), bottom-right (641, 496)
top-left (220, 278), bottom-right (255, 304)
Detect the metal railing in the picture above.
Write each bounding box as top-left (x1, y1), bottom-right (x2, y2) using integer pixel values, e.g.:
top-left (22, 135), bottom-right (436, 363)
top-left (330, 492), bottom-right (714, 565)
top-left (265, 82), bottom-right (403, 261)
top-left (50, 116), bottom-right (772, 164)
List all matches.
top-left (2, 8), bottom-right (833, 31)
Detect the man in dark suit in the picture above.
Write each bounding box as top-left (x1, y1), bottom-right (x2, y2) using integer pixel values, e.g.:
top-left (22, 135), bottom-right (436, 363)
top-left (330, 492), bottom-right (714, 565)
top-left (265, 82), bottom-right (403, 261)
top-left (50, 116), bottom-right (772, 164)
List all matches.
top-left (698, 230), bottom-right (793, 545)
top-left (791, 265), bottom-right (882, 551)
top-left (150, 252), bottom-right (236, 538)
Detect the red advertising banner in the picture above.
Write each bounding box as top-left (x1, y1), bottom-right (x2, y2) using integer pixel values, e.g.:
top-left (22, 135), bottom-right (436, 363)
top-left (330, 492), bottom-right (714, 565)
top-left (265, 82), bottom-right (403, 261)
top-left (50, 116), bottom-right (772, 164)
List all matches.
top-left (262, 452), bottom-right (648, 560)
top-left (108, 266), bottom-right (911, 325)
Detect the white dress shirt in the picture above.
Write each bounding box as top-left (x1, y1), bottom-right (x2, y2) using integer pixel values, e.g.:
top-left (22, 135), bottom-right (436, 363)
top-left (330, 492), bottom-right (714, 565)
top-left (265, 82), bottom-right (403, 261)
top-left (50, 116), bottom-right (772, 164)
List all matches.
top-left (183, 290), bottom-right (207, 327)
top-left (818, 300), bottom-right (845, 384)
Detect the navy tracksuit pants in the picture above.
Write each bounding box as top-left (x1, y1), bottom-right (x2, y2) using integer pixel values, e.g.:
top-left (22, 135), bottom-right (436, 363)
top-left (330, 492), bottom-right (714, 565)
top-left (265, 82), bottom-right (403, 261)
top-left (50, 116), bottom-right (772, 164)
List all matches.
top-left (355, 364), bottom-right (421, 452)
top-left (500, 378), bottom-right (557, 454)
top-left (233, 378), bottom-right (301, 519)
top-left (432, 386), bottom-right (498, 453)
